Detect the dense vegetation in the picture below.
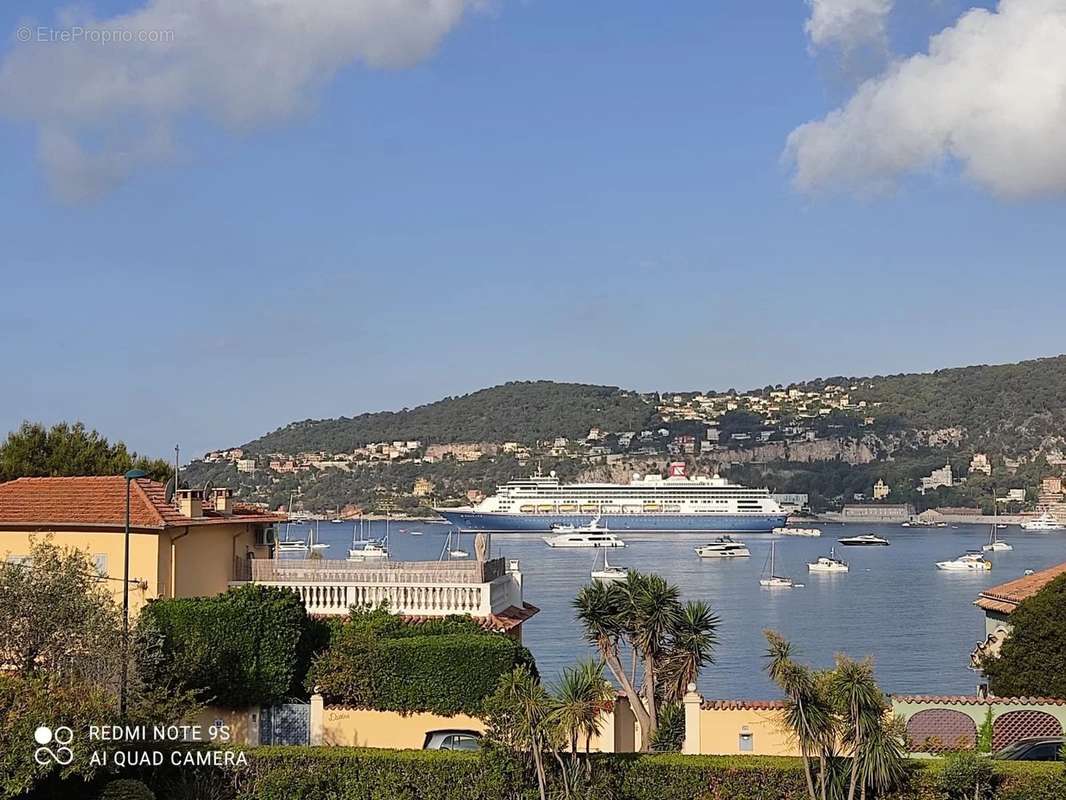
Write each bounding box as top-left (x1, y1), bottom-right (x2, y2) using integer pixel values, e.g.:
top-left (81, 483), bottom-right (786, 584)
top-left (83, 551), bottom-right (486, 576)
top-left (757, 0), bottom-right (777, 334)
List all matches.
top-left (0, 421), bottom-right (171, 483)
top-left (307, 609), bottom-right (536, 716)
top-left (243, 382), bottom-right (655, 453)
top-left (136, 584), bottom-right (325, 708)
top-left (982, 574), bottom-right (1066, 699)
top-left (846, 355), bottom-right (1066, 454)
top-left (224, 749), bottom-right (1066, 800)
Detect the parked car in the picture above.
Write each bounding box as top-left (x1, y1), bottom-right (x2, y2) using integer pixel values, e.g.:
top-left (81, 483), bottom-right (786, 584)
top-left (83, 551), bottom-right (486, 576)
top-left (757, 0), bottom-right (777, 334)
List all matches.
top-left (422, 729), bottom-right (482, 751)
top-left (994, 737), bottom-right (1065, 761)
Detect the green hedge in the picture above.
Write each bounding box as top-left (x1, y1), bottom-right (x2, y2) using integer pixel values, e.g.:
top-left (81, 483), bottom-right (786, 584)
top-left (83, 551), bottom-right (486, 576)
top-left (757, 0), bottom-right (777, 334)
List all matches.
top-left (229, 749), bottom-right (1066, 800)
top-left (135, 584), bottom-right (324, 708)
top-left (308, 625), bottom-right (535, 716)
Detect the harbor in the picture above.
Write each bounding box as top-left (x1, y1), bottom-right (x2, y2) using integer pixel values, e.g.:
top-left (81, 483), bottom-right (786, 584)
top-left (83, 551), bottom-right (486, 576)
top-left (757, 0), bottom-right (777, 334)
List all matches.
top-left (275, 518), bottom-right (1066, 698)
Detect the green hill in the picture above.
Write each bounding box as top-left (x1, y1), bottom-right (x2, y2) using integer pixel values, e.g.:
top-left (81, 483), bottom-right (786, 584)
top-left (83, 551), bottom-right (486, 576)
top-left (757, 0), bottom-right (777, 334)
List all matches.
top-left (243, 381), bottom-right (655, 454)
top-left (848, 354), bottom-right (1066, 453)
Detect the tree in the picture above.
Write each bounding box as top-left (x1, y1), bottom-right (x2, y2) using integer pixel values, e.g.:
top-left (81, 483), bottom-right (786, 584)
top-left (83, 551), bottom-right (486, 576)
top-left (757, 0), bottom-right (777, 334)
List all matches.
top-left (484, 666), bottom-right (553, 800)
top-left (0, 536), bottom-right (121, 685)
top-left (764, 631), bottom-right (907, 800)
top-left (573, 571), bottom-right (719, 750)
top-left (981, 574), bottom-right (1066, 698)
top-left (549, 661), bottom-right (614, 755)
top-left (0, 421), bottom-right (171, 483)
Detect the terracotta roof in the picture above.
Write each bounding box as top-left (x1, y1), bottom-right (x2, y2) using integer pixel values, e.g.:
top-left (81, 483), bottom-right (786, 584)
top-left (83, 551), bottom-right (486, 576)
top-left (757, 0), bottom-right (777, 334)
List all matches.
top-left (399, 602), bottom-right (541, 634)
top-left (701, 699), bottom-right (787, 711)
top-left (0, 476), bottom-right (284, 532)
top-left (975, 562), bottom-right (1066, 615)
top-left (892, 695), bottom-right (1066, 706)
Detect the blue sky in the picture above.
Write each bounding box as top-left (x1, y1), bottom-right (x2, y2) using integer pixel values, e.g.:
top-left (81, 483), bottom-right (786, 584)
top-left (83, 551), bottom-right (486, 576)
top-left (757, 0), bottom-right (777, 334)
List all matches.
top-left (2, 0), bottom-right (1064, 458)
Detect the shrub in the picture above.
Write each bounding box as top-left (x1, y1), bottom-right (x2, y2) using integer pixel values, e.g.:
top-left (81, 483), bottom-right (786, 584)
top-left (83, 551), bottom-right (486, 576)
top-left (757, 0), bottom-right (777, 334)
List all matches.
top-left (982, 574), bottom-right (1066, 698)
top-left (307, 612), bottom-right (535, 716)
top-left (936, 752), bottom-right (997, 800)
top-left (135, 584), bottom-right (322, 708)
top-left (99, 779), bottom-right (155, 800)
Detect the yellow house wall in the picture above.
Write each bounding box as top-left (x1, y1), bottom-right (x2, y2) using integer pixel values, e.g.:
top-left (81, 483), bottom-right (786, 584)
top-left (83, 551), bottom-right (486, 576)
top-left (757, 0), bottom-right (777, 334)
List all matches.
top-left (322, 708), bottom-right (486, 749)
top-left (192, 705), bottom-right (261, 747)
top-left (698, 708), bottom-right (798, 756)
top-left (1, 523), bottom-right (267, 613)
top-left (0, 529), bottom-right (161, 613)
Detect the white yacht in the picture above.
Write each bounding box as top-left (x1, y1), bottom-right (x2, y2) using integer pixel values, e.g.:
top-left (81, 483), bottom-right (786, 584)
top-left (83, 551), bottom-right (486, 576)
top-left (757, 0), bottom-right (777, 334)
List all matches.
top-left (936, 551), bottom-right (992, 571)
top-left (347, 539), bottom-right (388, 561)
top-left (543, 531), bottom-right (626, 548)
top-left (807, 548), bottom-right (849, 573)
top-left (838, 534), bottom-right (890, 546)
top-left (982, 518), bottom-right (1012, 552)
top-left (591, 550), bottom-right (628, 583)
top-left (695, 536), bottom-right (751, 558)
top-left (760, 541), bottom-right (800, 588)
top-left (1021, 512), bottom-right (1064, 532)
top-left (773, 526), bottom-right (821, 537)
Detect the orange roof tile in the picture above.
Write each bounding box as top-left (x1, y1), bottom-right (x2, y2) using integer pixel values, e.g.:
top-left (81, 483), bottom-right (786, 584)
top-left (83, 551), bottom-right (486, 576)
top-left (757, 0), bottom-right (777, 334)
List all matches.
top-left (975, 562), bottom-right (1066, 615)
top-left (701, 699), bottom-right (787, 711)
top-left (0, 476), bottom-right (284, 532)
top-left (892, 695), bottom-right (1066, 706)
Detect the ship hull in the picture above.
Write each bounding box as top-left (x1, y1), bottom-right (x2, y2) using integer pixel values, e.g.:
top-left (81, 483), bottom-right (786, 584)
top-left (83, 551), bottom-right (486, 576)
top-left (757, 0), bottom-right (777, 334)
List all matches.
top-left (436, 510), bottom-right (787, 533)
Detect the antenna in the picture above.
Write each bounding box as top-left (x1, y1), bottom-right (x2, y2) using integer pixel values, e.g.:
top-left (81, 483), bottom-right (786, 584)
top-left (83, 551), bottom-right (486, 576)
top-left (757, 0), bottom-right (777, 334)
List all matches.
top-left (174, 444), bottom-right (180, 490)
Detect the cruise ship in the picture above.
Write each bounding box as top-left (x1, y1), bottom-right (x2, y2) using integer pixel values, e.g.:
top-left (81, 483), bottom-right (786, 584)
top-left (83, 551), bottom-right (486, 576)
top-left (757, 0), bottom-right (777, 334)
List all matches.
top-left (435, 463), bottom-right (787, 532)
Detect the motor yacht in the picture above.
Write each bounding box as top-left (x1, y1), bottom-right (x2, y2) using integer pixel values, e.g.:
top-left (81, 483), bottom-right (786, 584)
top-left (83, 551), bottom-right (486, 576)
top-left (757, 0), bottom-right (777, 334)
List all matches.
top-left (694, 536), bottom-right (751, 558)
top-left (347, 539), bottom-right (388, 561)
top-left (543, 531), bottom-right (626, 548)
top-left (1020, 512), bottom-right (1064, 532)
top-left (936, 551), bottom-right (992, 571)
top-left (838, 534), bottom-right (890, 546)
top-left (807, 548), bottom-right (849, 573)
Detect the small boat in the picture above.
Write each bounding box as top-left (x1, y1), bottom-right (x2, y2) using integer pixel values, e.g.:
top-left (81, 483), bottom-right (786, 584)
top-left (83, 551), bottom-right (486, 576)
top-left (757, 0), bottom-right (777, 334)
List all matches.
top-left (408, 530), bottom-right (424, 536)
top-left (276, 530), bottom-right (309, 553)
top-left (982, 508), bottom-right (1012, 552)
top-left (591, 550), bottom-right (627, 583)
top-left (307, 523), bottom-right (330, 551)
top-left (1020, 512), bottom-right (1064, 532)
top-left (838, 534), bottom-right (890, 546)
top-left (543, 531), bottom-right (626, 548)
top-left (695, 536), bottom-right (751, 558)
top-left (760, 541), bottom-right (799, 588)
top-left (808, 548), bottom-right (849, 573)
top-left (440, 529), bottom-right (469, 559)
top-left (347, 539), bottom-right (388, 561)
top-left (773, 526), bottom-right (821, 537)
top-left (901, 521), bottom-right (912, 528)
top-left (996, 523), bottom-right (1008, 529)
top-left (936, 551), bottom-right (992, 571)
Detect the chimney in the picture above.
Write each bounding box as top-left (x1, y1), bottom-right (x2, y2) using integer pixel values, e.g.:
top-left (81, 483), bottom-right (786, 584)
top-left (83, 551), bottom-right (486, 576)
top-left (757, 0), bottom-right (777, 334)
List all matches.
top-left (212, 487), bottom-right (235, 515)
top-left (176, 488), bottom-right (204, 518)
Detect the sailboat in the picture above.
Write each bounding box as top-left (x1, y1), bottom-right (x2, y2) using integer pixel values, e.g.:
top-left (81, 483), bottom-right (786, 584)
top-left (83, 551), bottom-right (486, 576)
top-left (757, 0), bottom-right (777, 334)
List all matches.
top-left (441, 529), bottom-right (468, 560)
top-left (348, 517), bottom-right (388, 561)
top-left (982, 502), bottom-right (1012, 552)
top-left (276, 490), bottom-right (310, 553)
top-left (760, 540), bottom-right (799, 588)
top-left (591, 549), bottom-right (627, 583)
top-left (307, 521), bottom-right (330, 552)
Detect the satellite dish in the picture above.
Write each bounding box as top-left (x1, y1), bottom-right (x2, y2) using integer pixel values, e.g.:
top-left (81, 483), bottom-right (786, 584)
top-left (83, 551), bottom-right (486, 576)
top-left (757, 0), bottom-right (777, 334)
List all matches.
top-left (164, 477), bottom-right (175, 504)
top-left (203, 480), bottom-right (214, 498)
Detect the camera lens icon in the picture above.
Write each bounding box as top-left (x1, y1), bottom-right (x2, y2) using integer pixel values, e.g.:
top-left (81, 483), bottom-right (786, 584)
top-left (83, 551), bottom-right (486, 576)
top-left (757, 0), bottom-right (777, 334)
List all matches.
top-left (33, 725), bottom-right (74, 765)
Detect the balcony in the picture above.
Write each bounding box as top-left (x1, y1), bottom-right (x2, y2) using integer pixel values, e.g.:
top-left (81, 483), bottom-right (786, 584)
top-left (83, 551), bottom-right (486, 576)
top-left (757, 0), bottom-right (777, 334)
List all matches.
top-left (232, 556), bottom-right (525, 619)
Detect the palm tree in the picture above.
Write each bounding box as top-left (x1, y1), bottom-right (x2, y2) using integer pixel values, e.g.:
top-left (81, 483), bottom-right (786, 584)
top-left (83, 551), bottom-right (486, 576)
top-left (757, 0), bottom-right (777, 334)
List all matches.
top-left (551, 660), bottom-right (615, 755)
top-left (855, 713), bottom-right (908, 800)
top-left (659, 600), bottom-right (720, 702)
top-left (573, 580), bottom-right (653, 742)
top-left (627, 574), bottom-right (681, 731)
top-left (495, 665), bottom-right (553, 800)
top-left (765, 631), bottom-right (836, 800)
top-left (830, 656), bottom-right (886, 800)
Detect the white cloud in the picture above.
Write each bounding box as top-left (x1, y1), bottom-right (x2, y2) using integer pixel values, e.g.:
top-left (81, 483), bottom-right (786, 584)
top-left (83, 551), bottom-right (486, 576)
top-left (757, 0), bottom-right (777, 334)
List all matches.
top-left (0, 0), bottom-right (484, 200)
top-left (788, 0), bottom-right (1066, 197)
top-left (805, 0), bottom-right (894, 51)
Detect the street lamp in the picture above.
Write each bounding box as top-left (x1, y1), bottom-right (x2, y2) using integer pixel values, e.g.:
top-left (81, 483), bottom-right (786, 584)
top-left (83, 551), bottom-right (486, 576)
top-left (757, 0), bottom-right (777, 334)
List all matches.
top-left (120, 468), bottom-right (148, 720)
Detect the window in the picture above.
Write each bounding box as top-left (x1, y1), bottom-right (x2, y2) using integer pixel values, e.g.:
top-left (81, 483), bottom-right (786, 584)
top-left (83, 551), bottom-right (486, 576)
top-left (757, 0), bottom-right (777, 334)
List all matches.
top-left (739, 730), bottom-right (753, 752)
top-left (93, 554), bottom-right (108, 577)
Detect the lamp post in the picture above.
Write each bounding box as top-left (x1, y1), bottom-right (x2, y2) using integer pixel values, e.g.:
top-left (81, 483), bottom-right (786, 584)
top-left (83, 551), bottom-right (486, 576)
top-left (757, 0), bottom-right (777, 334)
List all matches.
top-left (121, 468), bottom-right (148, 720)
